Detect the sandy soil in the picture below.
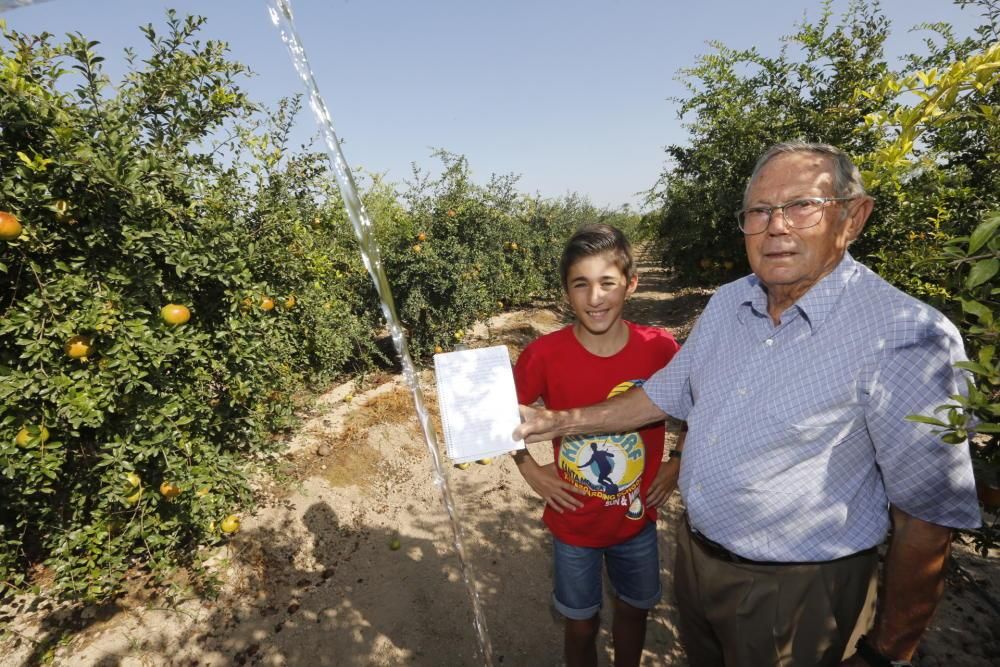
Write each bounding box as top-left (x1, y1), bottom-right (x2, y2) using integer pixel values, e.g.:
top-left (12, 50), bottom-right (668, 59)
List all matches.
top-left (2, 253), bottom-right (999, 666)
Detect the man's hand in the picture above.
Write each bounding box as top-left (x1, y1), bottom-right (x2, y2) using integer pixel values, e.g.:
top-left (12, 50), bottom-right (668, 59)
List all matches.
top-left (646, 458), bottom-right (679, 508)
top-left (514, 455), bottom-right (583, 513)
top-left (842, 506), bottom-right (952, 665)
top-left (513, 404), bottom-right (565, 444)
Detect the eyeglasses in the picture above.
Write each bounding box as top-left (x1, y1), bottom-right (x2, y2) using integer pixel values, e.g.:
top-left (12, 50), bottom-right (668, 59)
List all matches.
top-left (735, 197), bottom-right (857, 235)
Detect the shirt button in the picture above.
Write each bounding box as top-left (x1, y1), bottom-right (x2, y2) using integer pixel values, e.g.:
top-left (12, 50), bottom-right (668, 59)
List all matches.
top-left (737, 387), bottom-right (747, 396)
top-left (765, 338), bottom-right (774, 346)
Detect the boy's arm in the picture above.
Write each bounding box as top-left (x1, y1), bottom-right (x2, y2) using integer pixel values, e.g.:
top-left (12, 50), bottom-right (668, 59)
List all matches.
top-left (511, 449), bottom-right (583, 513)
top-left (646, 429), bottom-right (685, 508)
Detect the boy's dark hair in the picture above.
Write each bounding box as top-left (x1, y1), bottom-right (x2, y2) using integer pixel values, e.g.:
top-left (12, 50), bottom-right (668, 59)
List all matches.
top-left (559, 224), bottom-right (635, 289)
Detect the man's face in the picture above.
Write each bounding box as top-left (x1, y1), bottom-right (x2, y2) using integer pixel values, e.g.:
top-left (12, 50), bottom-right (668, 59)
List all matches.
top-left (743, 152), bottom-right (868, 301)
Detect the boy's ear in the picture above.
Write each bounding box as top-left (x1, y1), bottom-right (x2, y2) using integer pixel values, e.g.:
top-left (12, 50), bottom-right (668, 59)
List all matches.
top-left (625, 274), bottom-right (638, 297)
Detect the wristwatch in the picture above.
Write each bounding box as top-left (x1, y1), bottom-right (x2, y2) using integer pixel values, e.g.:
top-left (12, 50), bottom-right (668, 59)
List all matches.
top-left (855, 635), bottom-right (913, 667)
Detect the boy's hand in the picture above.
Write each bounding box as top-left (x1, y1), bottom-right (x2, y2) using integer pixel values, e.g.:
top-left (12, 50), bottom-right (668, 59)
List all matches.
top-left (516, 457), bottom-right (583, 513)
top-left (646, 459), bottom-right (680, 508)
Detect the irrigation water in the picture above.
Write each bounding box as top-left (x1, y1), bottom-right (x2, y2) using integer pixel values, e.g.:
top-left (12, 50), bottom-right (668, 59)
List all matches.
top-left (265, 2), bottom-right (495, 662)
top-left (0, 0), bottom-right (497, 662)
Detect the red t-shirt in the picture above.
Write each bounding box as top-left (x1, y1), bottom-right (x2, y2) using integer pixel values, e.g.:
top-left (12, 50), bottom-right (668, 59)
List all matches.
top-left (514, 321), bottom-right (680, 548)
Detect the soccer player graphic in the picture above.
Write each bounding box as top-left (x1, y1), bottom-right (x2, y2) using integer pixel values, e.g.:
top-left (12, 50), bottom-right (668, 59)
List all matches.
top-left (578, 441), bottom-right (619, 495)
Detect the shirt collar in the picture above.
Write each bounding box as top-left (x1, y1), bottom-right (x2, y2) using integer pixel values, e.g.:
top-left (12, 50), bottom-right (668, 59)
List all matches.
top-left (738, 252), bottom-right (858, 331)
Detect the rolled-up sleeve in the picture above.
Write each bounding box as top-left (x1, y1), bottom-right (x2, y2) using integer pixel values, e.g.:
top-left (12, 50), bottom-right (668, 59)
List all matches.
top-left (866, 332), bottom-right (981, 529)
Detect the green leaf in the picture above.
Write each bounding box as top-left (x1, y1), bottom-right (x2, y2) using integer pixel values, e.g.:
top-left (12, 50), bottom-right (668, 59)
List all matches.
top-left (968, 214), bottom-right (1000, 254)
top-left (967, 258), bottom-right (999, 289)
top-left (905, 414), bottom-right (948, 427)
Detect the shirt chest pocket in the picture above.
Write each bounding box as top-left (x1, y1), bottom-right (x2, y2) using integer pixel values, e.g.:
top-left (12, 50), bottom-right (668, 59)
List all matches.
top-left (758, 377), bottom-right (864, 436)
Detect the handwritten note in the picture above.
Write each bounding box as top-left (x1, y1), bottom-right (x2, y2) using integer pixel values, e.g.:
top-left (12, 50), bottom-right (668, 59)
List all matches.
top-left (433, 345), bottom-right (526, 463)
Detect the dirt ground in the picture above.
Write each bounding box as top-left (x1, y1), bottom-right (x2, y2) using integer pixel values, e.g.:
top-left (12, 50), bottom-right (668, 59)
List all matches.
top-left (2, 252), bottom-right (999, 666)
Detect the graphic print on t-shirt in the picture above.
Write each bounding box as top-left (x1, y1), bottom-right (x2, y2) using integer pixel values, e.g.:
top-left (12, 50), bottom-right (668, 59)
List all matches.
top-left (558, 380), bottom-right (647, 520)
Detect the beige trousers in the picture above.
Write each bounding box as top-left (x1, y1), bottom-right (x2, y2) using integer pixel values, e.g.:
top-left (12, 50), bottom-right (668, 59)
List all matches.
top-left (674, 520), bottom-right (878, 667)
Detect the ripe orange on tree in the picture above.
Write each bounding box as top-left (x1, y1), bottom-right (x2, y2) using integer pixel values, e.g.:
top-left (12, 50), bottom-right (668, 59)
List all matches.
top-left (412, 243), bottom-right (422, 253)
top-left (284, 295), bottom-right (296, 309)
top-left (65, 335), bottom-right (93, 359)
top-left (0, 211), bottom-right (22, 240)
top-left (159, 481), bottom-right (182, 499)
top-left (15, 425), bottom-right (49, 447)
top-left (160, 303), bottom-right (191, 326)
top-left (417, 232), bottom-right (427, 242)
top-left (260, 296), bottom-right (275, 311)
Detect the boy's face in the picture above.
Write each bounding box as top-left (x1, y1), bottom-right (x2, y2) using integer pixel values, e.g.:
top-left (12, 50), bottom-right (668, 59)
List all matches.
top-left (565, 252), bottom-right (637, 337)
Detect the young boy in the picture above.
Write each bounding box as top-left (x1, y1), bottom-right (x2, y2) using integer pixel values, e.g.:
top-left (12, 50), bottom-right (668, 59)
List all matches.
top-left (512, 224), bottom-right (680, 667)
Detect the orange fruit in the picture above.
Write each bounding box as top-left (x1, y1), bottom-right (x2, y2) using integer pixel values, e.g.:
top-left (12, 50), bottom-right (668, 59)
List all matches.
top-left (65, 335), bottom-right (92, 359)
top-left (434, 345), bottom-right (443, 354)
top-left (417, 232), bottom-right (427, 242)
top-left (220, 514), bottom-right (241, 534)
top-left (261, 296), bottom-right (275, 311)
top-left (412, 244), bottom-right (422, 253)
top-left (446, 209), bottom-right (457, 218)
top-left (159, 481), bottom-right (182, 499)
top-left (0, 212), bottom-right (22, 241)
top-left (160, 304), bottom-right (191, 326)
top-left (510, 242), bottom-right (518, 250)
top-left (284, 295), bottom-right (296, 309)
top-left (15, 425), bottom-right (49, 447)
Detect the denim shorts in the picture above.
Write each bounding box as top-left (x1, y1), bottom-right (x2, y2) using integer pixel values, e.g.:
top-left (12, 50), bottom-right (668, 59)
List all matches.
top-left (551, 520), bottom-right (662, 620)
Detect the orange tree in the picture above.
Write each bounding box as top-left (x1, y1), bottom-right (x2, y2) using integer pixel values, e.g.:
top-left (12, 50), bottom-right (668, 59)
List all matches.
top-left (0, 14), bottom-right (374, 599)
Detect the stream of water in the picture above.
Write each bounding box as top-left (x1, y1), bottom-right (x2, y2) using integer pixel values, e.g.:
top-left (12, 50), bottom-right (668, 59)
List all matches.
top-left (266, 2), bottom-right (495, 663)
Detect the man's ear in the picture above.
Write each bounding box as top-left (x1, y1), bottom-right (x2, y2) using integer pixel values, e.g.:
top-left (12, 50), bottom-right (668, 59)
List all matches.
top-left (845, 196), bottom-right (874, 241)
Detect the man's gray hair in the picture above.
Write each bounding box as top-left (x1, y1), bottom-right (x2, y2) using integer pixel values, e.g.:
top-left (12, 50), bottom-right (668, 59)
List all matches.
top-left (743, 141), bottom-right (867, 207)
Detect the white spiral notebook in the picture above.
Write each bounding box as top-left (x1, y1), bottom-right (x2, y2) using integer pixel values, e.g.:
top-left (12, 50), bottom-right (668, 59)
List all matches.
top-left (433, 345), bottom-right (526, 463)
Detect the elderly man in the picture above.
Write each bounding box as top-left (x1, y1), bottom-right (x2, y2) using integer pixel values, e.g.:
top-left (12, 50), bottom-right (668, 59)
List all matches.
top-left (514, 142), bottom-right (981, 667)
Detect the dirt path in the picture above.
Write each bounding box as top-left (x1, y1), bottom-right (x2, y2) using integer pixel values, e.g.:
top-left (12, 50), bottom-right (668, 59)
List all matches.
top-left (3, 251), bottom-right (999, 666)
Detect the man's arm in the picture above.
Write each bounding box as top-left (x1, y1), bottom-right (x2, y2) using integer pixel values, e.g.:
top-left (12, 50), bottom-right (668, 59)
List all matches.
top-left (513, 386), bottom-right (667, 444)
top-left (843, 505), bottom-right (952, 665)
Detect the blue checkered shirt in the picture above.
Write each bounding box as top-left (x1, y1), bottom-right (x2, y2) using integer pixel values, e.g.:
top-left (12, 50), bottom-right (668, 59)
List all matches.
top-left (645, 253), bottom-right (981, 561)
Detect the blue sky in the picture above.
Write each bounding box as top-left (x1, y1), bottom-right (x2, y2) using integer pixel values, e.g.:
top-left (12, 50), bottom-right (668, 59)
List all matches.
top-left (1, 0), bottom-right (988, 208)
